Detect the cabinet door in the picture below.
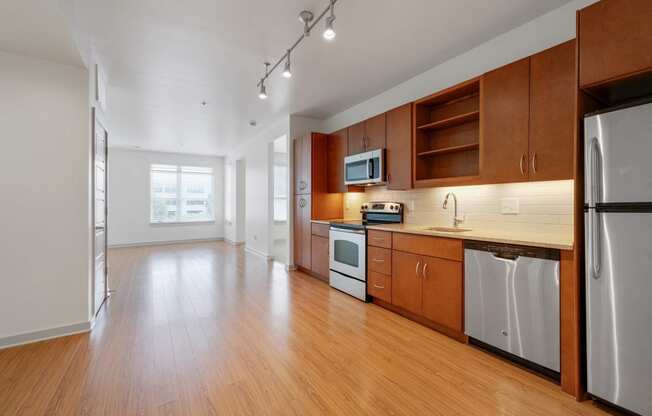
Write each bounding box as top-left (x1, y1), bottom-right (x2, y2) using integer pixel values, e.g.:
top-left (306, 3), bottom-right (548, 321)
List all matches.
top-left (327, 129), bottom-right (347, 193)
top-left (347, 122), bottom-right (365, 155)
top-left (530, 40), bottom-right (576, 181)
top-left (294, 194), bottom-right (312, 269)
top-left (294, 135), bottom-right (311, 194)
top-left (391, 250), bottom-right (422, 315)
top-left (481, 58), bottom-right (530, 183)
top-left (365, 113), bottom-right (387, 151)
top-left (310, 235), bottom-right (329, 278)
top-left (579, 0), bottom-right (652, 87)
top-left (421, 255), bottom-right (463, 332)
top-left (386, 103), bottom-right (412, 190)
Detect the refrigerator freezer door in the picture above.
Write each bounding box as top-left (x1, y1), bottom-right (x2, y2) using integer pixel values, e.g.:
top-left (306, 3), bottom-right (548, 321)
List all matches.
top-left (586, 212), bottom-right (652, 415)
top-left (585, 102), bottom-right (652, 205)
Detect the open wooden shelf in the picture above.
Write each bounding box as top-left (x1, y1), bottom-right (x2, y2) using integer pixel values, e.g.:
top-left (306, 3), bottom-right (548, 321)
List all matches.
top-left (416, 111), bottom-right (479, 131)
top-left (413, 78), bottom-right (481, 184)
top-left (417, 143), bottom-right (479, 157)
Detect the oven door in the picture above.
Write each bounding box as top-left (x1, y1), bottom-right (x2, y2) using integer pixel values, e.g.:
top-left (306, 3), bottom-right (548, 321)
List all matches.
top-left (344, 149), bottom-right (384, 185)
top-left (329, 227), bottom-right (366, 281)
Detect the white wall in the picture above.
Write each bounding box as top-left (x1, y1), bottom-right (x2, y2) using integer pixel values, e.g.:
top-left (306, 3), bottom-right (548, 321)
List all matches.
top-left (322, 0), bottom-right (597, 133)
top-left (107, 148), bottom-right (224, 246)
top-left (0, 51), bottom-right (91, 340)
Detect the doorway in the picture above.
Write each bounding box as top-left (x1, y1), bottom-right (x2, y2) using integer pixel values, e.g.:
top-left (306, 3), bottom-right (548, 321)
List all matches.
top-left (92, 108), bottom-right (108, 316)
top-left (270, 135), bottom-right (289, 264)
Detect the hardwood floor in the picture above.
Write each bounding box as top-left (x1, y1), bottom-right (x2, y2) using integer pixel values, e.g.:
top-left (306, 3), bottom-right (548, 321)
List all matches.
top-left (0, 242), bottom-right (613, 415)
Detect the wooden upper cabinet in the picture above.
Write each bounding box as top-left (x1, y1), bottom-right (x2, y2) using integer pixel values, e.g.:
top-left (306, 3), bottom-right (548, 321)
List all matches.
top-left (420, 255), bottom-right (463, 332)
top-left (386, 103), bottom-right (412, 190)
top-left (365, 113), bottom-right (387, 151)
top-left (347, 114), bottom-right (387, 155)
top-left (481, 58), bottom-right (530, 184)
top-left (294, 194), bottom-right (312, 269)
top-left (529, 40), bottom-right (576, 181)
top-left (294, 134), bottom-right (311, 194)
top-left (347, 122), bottom-right (365, 155)
top-left (391, 250), bottom-right (422, 315)
top-left (327, 129), bottom-right (347, 193)
top-left (579, 0), bottom-right (652, 87)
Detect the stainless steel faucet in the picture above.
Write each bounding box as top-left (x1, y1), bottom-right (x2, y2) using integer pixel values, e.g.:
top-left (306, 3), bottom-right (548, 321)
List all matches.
top-left (442, 192), bottom-right (465, 227)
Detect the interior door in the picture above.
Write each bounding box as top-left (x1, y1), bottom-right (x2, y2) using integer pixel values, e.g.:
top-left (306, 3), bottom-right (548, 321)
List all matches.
top-left (391, 251), bottom-right (422, 315)
top-left (481, 58), bottom-right (530, 183)
top-left (93, 109), bottom-right (108, 316)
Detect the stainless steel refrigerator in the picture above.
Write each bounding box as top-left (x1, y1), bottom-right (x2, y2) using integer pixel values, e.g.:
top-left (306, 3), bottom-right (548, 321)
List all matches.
top-left (585, 100), bottom-right (652, 415)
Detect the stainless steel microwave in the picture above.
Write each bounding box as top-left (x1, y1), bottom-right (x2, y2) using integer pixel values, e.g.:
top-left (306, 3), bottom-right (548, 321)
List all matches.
top-left (344, 149), bottom-right (385, 186)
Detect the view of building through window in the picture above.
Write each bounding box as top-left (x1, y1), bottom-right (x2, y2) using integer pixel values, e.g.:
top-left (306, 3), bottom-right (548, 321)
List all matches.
top-left (150, 164), bottom-right (214, 223)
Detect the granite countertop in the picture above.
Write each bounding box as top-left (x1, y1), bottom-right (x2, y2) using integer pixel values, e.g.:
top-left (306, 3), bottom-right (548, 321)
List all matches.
top-left (365, 223), bottom-right (573, 251)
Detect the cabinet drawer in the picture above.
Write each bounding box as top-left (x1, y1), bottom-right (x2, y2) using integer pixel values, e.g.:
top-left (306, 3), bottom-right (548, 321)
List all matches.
top-left (368, 230), bottom-right (392, 248)
top-left (392, 233), bottom-right (462, 262)
top-left (368, 246), bottom-right (391, 275)
top-left (311, 222), bottom-right (330, 238)
top-left (367, 271), bottom-right (391, 303)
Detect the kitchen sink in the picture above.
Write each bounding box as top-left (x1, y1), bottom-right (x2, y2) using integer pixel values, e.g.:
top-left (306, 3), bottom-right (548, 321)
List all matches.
top-left (426, 226), bottom-right (472, 233)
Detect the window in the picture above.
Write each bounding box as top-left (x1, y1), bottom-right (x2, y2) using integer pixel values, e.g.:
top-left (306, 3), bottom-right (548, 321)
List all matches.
top-left (224, 163), bottom-right (233, 224)
top-left (273, 165), bottom-right (288, 222)
top-left (150, 164), bottom-right (214, 223)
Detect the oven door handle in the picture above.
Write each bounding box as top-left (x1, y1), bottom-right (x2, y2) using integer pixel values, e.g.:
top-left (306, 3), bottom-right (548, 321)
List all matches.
top-left (329, 227), bottom-right (365, 235)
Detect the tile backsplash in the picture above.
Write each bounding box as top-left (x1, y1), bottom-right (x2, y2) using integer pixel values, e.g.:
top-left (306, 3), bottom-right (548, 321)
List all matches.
top-left (343, 180), bottom-right (574, 235)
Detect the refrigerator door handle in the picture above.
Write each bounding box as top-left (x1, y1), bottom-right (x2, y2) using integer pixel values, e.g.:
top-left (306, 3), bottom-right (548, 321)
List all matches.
top-left (589, 137), bottom-right (602, 206)
top-left (589, 209), bottom-right (602, 279)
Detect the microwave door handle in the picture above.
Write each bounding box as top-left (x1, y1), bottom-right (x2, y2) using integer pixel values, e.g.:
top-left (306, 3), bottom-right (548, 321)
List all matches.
top-left (368, 159), bottom-right (374, 179)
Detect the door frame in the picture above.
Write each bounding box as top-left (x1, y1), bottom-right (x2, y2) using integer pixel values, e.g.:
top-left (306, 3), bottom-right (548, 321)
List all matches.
top-left (91, 107), bottom-right (109, 316)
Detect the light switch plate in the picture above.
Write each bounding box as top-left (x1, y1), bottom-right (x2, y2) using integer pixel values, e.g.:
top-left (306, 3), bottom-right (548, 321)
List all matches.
top-left (501, 198), bottom-right (519, 215)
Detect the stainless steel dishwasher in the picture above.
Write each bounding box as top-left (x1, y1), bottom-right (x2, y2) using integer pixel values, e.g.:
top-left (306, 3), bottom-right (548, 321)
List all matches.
top-left (464, 241), bottom-right (560, 373)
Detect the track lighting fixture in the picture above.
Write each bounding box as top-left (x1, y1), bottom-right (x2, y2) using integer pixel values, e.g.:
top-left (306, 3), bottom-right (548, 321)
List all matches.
top-left (282, 50), bottom-right (292, 78)
top-left (323, 1), bottom-right (336, 41)
top-left (256, 0), bottom-right (340, 99)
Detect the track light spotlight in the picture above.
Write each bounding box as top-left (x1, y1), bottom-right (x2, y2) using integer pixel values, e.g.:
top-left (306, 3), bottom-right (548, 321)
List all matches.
top-left (258, 81), bottom-right (267, 100)
top-left (323, 1), bottom-right (336, 40)
top-left (282, 50), bottom-right (292, 78)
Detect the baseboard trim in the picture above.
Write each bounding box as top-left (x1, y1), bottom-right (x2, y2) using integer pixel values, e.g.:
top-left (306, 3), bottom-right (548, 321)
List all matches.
top-left (244, 246), bottom-right (272, 261)
top-left (0, 321), bottom-right (92, 350)
top-left (224, 238), bottom-right (245, 246)
top-left (108, 237), bottom-right (224, 249)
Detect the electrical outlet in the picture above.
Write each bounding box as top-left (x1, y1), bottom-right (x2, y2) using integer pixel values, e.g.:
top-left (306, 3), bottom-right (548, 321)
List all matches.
top-left (501, 198), bottom-right (519, 215)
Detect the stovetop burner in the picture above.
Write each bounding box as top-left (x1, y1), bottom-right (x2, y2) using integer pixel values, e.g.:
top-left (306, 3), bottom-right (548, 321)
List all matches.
top-left (330, 201), bottom-right (403, 231)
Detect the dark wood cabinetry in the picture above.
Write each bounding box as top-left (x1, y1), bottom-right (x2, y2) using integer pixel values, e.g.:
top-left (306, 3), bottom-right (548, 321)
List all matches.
top-left (310, 234), bottom-right (329, 281)
top-left (347, 114), bottom-right (386, 155)
top-left (420, 255), bottom-right (463, 332)
top-left (529, 40), bottom-right (576, 181)
top-left (579, 0), bottom-right (652, 89)
top-left (386, 103), bottom-right (413, 190)
top-left (294, 194), bottom-right (312, 270)
top-left (294, 134), bottom-right (311, 194)
top-left (481, 58), bottom-right (531, 184)
top-left (326, 128), bottom-right (348, 193)
top-left (391, 250), bottom-right (422, 315)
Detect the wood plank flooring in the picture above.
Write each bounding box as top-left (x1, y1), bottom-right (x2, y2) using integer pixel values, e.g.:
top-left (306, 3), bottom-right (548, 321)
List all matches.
top-left (0, 242), bottom-right (614, 415)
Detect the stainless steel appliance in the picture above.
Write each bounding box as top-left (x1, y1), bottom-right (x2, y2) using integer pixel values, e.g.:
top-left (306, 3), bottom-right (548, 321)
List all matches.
top-left (585, 100), bottom-right (652, 415)
top-left (465, 241), bottom-right (560, 372)
top-left (344, 149), bottom-right (385, 186)
top-left (329, 202), bottom-right (403, 300)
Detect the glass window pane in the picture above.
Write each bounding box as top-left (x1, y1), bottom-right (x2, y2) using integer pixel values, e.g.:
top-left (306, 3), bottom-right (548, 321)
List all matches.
top-left (225, 164), bottom-right (233, 223)
top-left (180, 169), bottom-right (214, 221)
top-left (273, 198), bottom-right (287, 222)
top-left (334, 240), bottom-right (359, 267)
top-left (151, 165), bottom-right (179, 223)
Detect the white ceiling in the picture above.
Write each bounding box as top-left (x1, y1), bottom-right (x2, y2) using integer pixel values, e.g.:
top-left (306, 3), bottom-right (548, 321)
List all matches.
top-left (4, 1), bottom-right (574, 155)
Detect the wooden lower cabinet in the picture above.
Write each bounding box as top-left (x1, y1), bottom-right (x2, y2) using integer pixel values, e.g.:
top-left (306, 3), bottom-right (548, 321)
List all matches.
top-left (391, 250), bottom-right (422, 315)
top-left (294, 194), bottom-right (312, 269)
top-left (367, 271), bottom-right (391, 303)
top-left (385, 234), bottom-right (464, 337)
top-left (310, 235), bottom-right (329, 279)
top-left (420, 255), bottom-right (463, 332)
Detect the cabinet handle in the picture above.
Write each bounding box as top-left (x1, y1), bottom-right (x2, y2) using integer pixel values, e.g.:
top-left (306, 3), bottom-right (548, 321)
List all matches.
top-left (519, 154), bottom-right (526, 176)
top-left (372, 258), bottom-right (384, 263)
top-left (415, 260), bottom-right (421, 278)
top-left (373, 283), bottom-right (385, 289)
top-left (422, 263), bottom-right (428, 279)
top-left (532, 152), bottom-right (538, 174)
